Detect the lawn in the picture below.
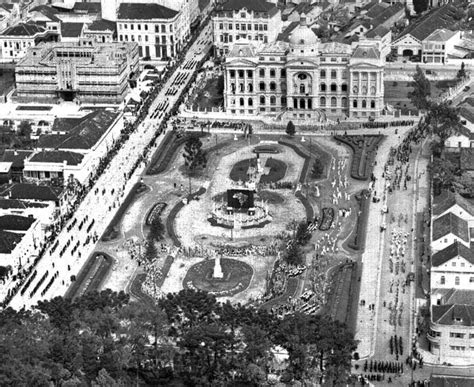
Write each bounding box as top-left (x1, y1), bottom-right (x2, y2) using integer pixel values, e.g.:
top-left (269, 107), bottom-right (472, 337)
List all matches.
top-left (260, 158), bottom-right (287, 184)
top-left (191, 75), bottom-right (224, 110)
top-left (0, 69), bottom-right (14, 98)
top-left (229, 158), bottom-right (257, 182)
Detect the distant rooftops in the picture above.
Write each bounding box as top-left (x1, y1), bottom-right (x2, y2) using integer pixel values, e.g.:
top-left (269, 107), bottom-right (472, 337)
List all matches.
top-left (61, 22), bottom-right (84, 38)
top-left (29, 150), bottom-right (84, 166)
top-left (0, 229), bottom-right (22, 254)
top-left (1, 22), bottom-right (45, 36)
top-left (432, 189), bottom-right (474, 217)
top-left (117, 3), bottom-right (178, 20)
top-left (86, 19), bottom-right (116, 32)
top-left (3, 183), bottom-right (63, 202)
top-left (365, 25), bottom-right (390, 39)
top-left (425, 28), bottom-right (457, 42)
top-left (432, 212), bottom-right (469, 242)
top-left (38, 110), bottom-right (119, 151)
top-left (218, 0), bottom-right (277, 13)
top-left (0, 214), bottom-right (35, 231)
top-left (431, 241), bottom-right (474, 267)
top-left (432, 303), bottom-right (474, 326)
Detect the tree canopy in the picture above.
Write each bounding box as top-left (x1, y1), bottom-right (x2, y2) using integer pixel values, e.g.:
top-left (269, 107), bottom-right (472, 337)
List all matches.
top-left (0, 289), bottom-right (356, 385)
top-left (408, 65), bottom-right (431, 111)
top-left (183, 137), bottom-right (207, 172)
top-left (286, 121), bottom-right (296, 137)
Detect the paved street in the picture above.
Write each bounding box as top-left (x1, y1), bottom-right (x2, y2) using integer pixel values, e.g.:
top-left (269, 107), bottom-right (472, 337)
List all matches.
top-left (8, 23), bottom-right (213, 310)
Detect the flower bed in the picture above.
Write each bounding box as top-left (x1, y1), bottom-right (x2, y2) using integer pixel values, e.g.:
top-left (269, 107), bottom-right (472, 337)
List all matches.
top-left (347, 190), bottom-right (371, 251)
top-left (229, 158), bottom-right (257, 182)
top-left (253, 145), bottom-right (280, 154)
top-left (156, 255), bottom-right (174, 288)
top-left (260, 158), bottom-right (287, 184)
top-left (146, 202), bottom-right (168, 226)
top-left (318, 207), bottom-right (334, 231)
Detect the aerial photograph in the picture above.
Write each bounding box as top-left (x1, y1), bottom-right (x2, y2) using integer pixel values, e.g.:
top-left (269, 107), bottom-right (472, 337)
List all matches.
top-left (0, 0), bottom-right (473, 385)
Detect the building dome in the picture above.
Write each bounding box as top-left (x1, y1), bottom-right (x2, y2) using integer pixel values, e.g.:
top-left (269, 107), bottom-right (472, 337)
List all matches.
top-left (289, 14), bottom-right (319, 46)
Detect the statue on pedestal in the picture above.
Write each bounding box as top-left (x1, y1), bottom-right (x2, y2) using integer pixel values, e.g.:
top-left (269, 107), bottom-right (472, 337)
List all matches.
top-left (213, 254), bottom-right (224, 279)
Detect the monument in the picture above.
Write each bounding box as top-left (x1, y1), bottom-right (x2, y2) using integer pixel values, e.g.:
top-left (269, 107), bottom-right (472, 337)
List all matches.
top-left (213, 254), bottom-right (224, 279)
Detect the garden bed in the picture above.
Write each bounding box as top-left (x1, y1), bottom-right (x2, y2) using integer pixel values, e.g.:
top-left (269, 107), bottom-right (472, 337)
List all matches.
top-left (295, 191), bottom-right (314, 221)
top-left (129, 273), bottom-right (156, 305)
top-left (65, 252), bottom-right (113, 300)
top-left (334, 135), bottom-right (383, 180)
top-left (260, 158), bottom-right (287, 184)
top-left (347, 190), bottom-right (371, 251)
top-left (253, 145), bottom-right (280, 154)
top-left (229, 158), bottom-right (257, 182)
top-left (156, 255), bottom-right (174, 288)
top-left (146, 202), bottom-right (168, 226)
top-left (319, 208), bottom-right (335, 231)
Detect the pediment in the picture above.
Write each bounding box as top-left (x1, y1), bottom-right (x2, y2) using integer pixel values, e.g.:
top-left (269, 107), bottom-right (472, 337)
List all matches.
top-left (226, 59), bottom-right (257, 67)
top-left (393, 34), bottom-right (421, 45)
top-left (286, 58), bottom-right (319, 67)
top-left (349, 62), bottom-right (382, 69)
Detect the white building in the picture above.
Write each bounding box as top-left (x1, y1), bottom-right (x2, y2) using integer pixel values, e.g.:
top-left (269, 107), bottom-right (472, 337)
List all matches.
top-left (0, 3), bottom-right (21, 33)
top-left (431, 212), bottom-right (470, 253)
top-left (422, 29), bottom-right (462, 64)
top-left (117, 2), bottom-right (189, 60)
top-left (212, 0), bottom-right (282, 56)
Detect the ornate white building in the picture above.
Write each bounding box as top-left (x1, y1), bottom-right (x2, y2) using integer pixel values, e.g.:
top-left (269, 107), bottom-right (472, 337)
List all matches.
top-left (223, 17), bottom-right (385, 120)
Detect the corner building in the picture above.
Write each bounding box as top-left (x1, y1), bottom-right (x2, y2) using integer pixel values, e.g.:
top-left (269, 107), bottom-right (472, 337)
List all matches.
top-left (223, 18), bottom-right (385, 120)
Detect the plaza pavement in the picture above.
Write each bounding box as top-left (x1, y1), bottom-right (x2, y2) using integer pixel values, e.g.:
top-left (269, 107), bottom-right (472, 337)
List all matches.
top-left (8, 23), bottom-right (214, 310)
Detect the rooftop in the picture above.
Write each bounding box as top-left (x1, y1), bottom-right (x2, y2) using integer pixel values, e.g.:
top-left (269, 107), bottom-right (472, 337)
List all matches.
top-left (431, 241), bottom-right (474, 267)
top-left (85, 19), bottom-right (116, 32)
top-left (61, 22), bottom-right (84, 38)
top-left (460, 148), bottom-right (474, 171)
top-left (117, 3), bottom-right (178, 20)
top-left (72, 2), bottom-right (101, 14)
top-left (3, 183), bottom-right (63, 202)
top-left (352, 45), bottom-right (380, 59)
top-left (0, 229), bottom-right (22, 254)
top-left (424, 28), bottom-right (457, 42)
top-left (29, 5), bottom-right (60, 22)
top-left (432, 212), bottom-right (469, 242)
top-left (0, 214), bottom-right (35, 231)
top-left (365, 25), bottom-right (390, 39)
top-left (218, 0), bottom-right (276, 13)
top-left (399, 4), bottom-right (459, 42)
top-left (371, 3), bottom-right (404, 26)
top-left (1, 150), bottom-right (33, 169)
top-left (0, 162), bottom-right (12, 173)
top-left (432, 288), bottom-right (474, 306)
top-left (432, 303), bottom-right (474, 326)
top-left (1, 22), bottom-right (45, 36)
top-left (432, 189), bottom-right (474, 217)
top-left (39, 110), bottom-right (119, 150)
top-left (29, 150), bottom-right (84, 166)
top-left (0, 199), bottom-right (48, 209)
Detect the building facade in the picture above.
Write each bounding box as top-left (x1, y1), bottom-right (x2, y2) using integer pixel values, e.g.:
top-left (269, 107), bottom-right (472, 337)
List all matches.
top-left (223, 18), bottom-right (385, 120)
top-left (422, 29), bottom-right (461, 64)
top-left (212, 0), bottom-right (282, 56)
top-left (116, 2), bottom-right (189, 60)
top-left (15, 39), bottom-right (139, 104)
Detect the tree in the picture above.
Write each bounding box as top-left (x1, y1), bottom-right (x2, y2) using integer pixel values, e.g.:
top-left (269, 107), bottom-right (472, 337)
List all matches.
top-left (183, 137), bottom-right (207, 172)
top-left (285, 242), bottom-right (304, 265)
top-left (457, 62), bottom-right (467, 80)
top-left (426, 101), bottom-right (460, 142)
top-left (408, 66), bottom-right (431, 111)
top-left (413, 0), bottom-right (429, 14)
top-left (286, 121), bottom-right (296, 137)
top-left (149, 216), bottom-right (164, 241)
top-left (18, 121), bottom-right (32, 140)
top-left (144, 239), bottom-right (158, 261)
top-left (311, 158), bottom-right (324, 179)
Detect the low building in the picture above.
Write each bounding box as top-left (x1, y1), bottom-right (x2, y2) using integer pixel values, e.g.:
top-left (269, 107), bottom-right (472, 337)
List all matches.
top-left (1, 150), bottom-right (33, 181)
top-left (422, 29), bottom-right (462, 64)
top-left (117, 2), bottom-right (189, 60)
top-left (23, 109), bottom-right (123, 186)
top-left (0, 161), bottom-right (12, 184)
top-left (0, 21), bottom-right (58, 62)
top-left (83, 18), bottom-right (116, 43)
top-left (444, 126), bottom-right (474, 150)
top-left (15, 39), bottom-right (139, 104)
top-left (431, 212), bottom-right (470, 252)
top-left (212, 0), bottom-right (283, 56)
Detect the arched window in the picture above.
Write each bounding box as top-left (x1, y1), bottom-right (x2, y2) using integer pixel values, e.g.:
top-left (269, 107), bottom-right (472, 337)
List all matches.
top-left (330, 83), bottom-right (337, 92)
top-left (259, 68), bottom-right (265, 77)
top-left (300, 99), bottom-right (306, 109)
top-left (281, 96), bottom-right (287, 105)
top-left (260, 96), bottom-right (265, 105)
top-left (320, 83), bottom-right (326, 92)
top-left (270, 96), bottom-right (276, 105)
top-left (455, 276), bottom-right (460, 286)
top-left (341, 84), bottom-right (348, 92)
top-left (320, 96), bottom-right (326, 107)
top-left (331, 97), bottom-right (337, 107)
top-left (248, 83), bottom-right (253, 92)
top-left (440, 276), bottom-right (445, 285)
top-left (370, 86), bottom-right (376, 94)
top-left (259, 82), bottom-right (265, 91)
top-left (270, 82), bottom-right (276, 91)
top-left (281, 82), bottom-right (287, 93)
top-left (239, 83), bottom-right (244, 92)
top-left (320, 69), bottom-right (326, 78)
top-left (300, 84), bottom-right (305, 94)
top-left (353, 100), bottom-right (358, 108)
top-left (362, 100), bottom-right (367, 108)
top-left (231, 83), bottom-right (236, 93)
top-left (341, 97), bottom-right (348, 108)
top-left (308, 99), bottom-right (312, 109)
top-left (370, 100), bottom-right (375, 109)
top-left (239, 98), bottom-right (244, 106)
top-left (281, 69), bottom-right (286, 77)
top-left (331, 70), bottom-right (337, 79)
top-left (270, 68), bottom-right (276, 77)
top-left (248, 98), bottom-right (253, 106)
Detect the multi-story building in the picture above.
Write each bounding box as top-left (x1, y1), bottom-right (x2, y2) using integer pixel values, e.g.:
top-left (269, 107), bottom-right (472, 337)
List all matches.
top-left (116, 2), bottom-right (189, 60)
top-left (0, 21), bottom-right (58, 62)
top-left (223, 17), bottom-right (385, 120)
top-left (427, 190), bottom-right (474, 363)
top-left (15, 39), bottom-right (139, 104)
top-left (212, 0), bottom-right (282, 56)
top-left (0, 3), bottom-right (21, 32)
top-left (422, 29), bottom-right (461, 64)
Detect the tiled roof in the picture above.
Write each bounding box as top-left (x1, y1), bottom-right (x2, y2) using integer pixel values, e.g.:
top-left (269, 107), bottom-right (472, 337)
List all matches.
top-left (460, 106), bottom-right (474, 124)
top-left (432, 212), bottom-right (469, 242)
top-left (39, 110), bottom-right (119, 150)
top-left (432, 304), bottom-right (474, 326)
top-left (73, 2), bottom-right (101, 14)
top-left (29, 5), bottom-right (60, 22)
top-left (365, 2), bottom-right (389, 19)
top-left (0, 214), bottom-right (35, 231)
top-left (352, 45), bottom-right (380, 59)
top-left (460, 148), bottom-right (474, 171)
top-left (0, 229), bottom-right (22, 254)
top-left (433, 289), bottom-right (474, 306)
top-left (199, 0), bottom-right (211, 12)
top-left (424, 28), bottom-right (457, 42)
top-left (61, 23), bottom-right (84, 38)
top-left (1, 22), bottom-right (45, 36)
top-left (366, 25), bottom-right (390, 39)
top-left (118, 3), bottom-right (178, 20)
top-left (277, 21), bottom-right (299, 42)
top-left (4, 183), bottom-right (63, 202)
top-left (432, 189), bottom-right (474, 217)
top-left (371, 3), bottom-right (404, 26)
top-left (399, 4), bottom-right (458, 42)
top-left (1, 150), bottom-right (33, 169)
top-left (431, 241), bottom-right (474, 267)
top-left (86, 19), bottom-right (116, 32)
top-left (29, 150), bottom-right (84, 166)
top-left (0, 199), bottom-right (48, 209)
top-left (219, 0), bottom-right (276, 13)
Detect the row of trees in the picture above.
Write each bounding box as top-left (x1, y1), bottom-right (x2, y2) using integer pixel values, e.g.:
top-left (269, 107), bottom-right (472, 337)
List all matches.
top-left (0, 289), bottom-right (357, 386)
